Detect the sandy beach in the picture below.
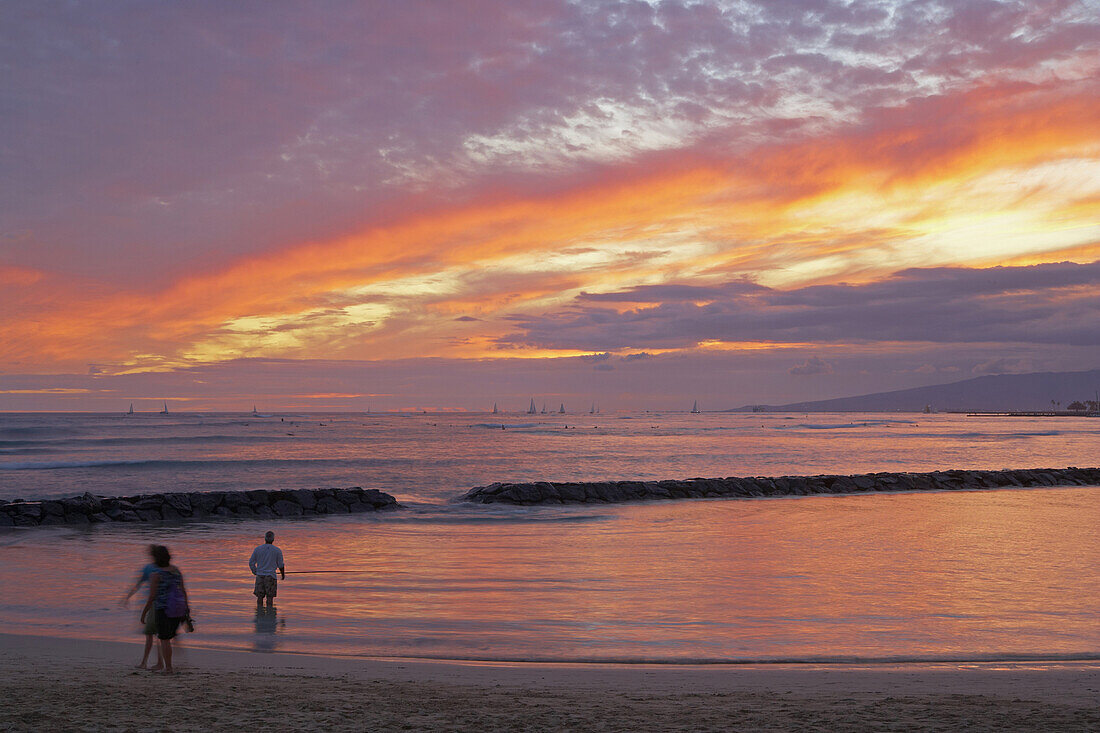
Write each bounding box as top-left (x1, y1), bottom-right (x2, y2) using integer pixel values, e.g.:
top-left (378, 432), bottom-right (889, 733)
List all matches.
top-left (2, 633), bottom-right (1098, 731)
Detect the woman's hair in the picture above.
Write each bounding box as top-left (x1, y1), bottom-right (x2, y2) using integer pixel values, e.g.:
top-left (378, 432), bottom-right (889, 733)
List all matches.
top-left (151, 545), bottom-right (171, 568)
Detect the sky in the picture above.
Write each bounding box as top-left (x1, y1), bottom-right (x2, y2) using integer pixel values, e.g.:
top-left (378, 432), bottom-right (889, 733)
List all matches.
top-left (2, 0), bottom-right (1099, 411)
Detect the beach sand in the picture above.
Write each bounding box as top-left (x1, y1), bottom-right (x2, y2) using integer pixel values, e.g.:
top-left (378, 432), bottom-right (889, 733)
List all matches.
top-left (2, 633), bottom-right (1098, 731)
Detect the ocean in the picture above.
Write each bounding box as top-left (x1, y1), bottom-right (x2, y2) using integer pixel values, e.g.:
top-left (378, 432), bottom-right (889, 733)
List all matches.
top-left (1, 410), bottom-right (1097, 663)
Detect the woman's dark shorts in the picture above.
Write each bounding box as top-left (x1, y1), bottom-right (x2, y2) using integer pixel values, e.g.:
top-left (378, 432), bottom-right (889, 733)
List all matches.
top-left (155, 608), bottom-right (183, 640)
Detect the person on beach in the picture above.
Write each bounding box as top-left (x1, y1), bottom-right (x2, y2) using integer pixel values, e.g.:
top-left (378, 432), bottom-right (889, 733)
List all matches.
top-left (121, 544), bottom-right (162, 670)
top-left (140, 545), bottom-right (190, 675)
top-left (249, 531), bottom-right (285, 610)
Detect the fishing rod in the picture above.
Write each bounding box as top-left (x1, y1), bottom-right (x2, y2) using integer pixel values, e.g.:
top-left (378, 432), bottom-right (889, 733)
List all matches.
top-left (283, 569), bottom-right (378, 574)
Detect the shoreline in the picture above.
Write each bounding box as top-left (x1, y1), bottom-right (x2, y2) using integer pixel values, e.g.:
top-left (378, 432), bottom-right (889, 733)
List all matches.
top-left (4, 629), bottom-right (1099, 669)
top-left (3, 633), bottom-right (1099, 731)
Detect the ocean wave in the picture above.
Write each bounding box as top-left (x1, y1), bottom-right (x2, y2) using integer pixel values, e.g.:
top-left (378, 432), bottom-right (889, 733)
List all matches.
top-left (0, 456), bottom-right (419, 471)
top-left (777, 421), bottom-right (918, 430)
top-left (470, 422), bottom-right (544, 429)
top-left (0, 434), bottom-right (283, 449)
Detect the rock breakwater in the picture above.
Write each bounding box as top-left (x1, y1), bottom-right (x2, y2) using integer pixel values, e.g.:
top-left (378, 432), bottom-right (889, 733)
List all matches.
top-left (0, 487), bottom-right (399, 527)
top-left (462, 467), bottom-right (1100, 505)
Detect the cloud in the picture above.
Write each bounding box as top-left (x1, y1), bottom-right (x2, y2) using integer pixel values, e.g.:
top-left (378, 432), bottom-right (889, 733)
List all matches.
top-left (790, 357), bottom-right (833, 375)
top-left (1, 2), bottom-right (1099, 381)
top-left (3, 0), bottom-right (1097, 284)
top-left (502, 261), bottom-right (1100, 350)
top-left (971, 357), bottom-right (1035, 374)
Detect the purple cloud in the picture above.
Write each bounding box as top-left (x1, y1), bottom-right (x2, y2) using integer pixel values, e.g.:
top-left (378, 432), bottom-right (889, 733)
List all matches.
top-left (3, 0), bottom-right (1095, 283)
top-left (500, 261), bottom-right (1100, 350)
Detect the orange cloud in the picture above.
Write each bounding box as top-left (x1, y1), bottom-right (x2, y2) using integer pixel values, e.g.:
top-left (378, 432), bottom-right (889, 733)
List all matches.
top-left (3, 78), bottom-right (1098, 371)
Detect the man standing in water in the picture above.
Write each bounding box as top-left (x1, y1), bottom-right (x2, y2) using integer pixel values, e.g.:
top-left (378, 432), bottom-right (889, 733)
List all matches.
top-left (249, 531), bottom-right (285, 610)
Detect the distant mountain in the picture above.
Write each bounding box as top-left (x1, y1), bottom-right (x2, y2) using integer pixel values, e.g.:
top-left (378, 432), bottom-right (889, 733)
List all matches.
top-left (731, 369), bottom-right (1100, 413)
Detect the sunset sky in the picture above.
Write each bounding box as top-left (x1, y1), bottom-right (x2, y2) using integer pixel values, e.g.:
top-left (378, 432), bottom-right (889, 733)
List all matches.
top-left (2, 0), bottom-right (1099, 411)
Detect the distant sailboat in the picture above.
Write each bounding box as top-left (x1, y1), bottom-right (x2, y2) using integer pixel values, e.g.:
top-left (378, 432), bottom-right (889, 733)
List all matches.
top-left (527, 398), bottom-right (537, 415)
top-left (559, 403), bottom-right (565, 414)
top-left (126, 403), bottom-right (134, 415)
top-left (691, 400), bottom-right (700, 414)
top-left (251, 404), bottom-right (259, 417)
top-left (540, 402), bottom-right (547, 414)
top-left (159, 401), bottom-right (169, 414)
top-left (589, 403), bottom-right (595, 414)
top-left (492, 402), bottom-right (498, 414)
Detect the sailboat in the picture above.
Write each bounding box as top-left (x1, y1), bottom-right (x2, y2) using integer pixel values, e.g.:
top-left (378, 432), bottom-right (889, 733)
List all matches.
top-left (492, 402), bottom-right (498, 414)
top-left (159, 401), bottom-right (169, 414)
top-left (559, 403), bottom-right (565, 414)
top-left (691, 400), bottom-right (700, 414)
top-left (251, 404), bottom-right (259, 417)
top-left (126, 403), bottom-right (134, 415)
top-left (589, 403), bottom-right (595, 414)
top-left (527, 398), bottom-right (537, 415)
top-left (540, 403), bottom-right (547, 414)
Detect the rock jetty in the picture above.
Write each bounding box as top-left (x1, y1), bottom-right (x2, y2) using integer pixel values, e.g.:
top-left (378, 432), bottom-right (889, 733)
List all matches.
top-left (0, 487), bottom-right (399, 528)
top-left (462, 467), bottom-right (1100, 505)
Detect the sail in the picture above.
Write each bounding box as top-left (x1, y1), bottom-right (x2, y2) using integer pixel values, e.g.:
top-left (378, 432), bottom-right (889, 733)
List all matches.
top-left (527, 398), bottom-right (537, 414)
top-left (559, 403), bottom-right (565, 414)
top-left (127, 403), bottom-right (134, 415)
top-left (691, 400), bottom-right (700, 413)
top-left (160, 401), bottom-right (169, 414)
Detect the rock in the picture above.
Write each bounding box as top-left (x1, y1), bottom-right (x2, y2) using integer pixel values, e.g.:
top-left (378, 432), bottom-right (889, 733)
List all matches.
top-left (456, 467), bottom-right (1100, 506)
top-left (0, 514), bottom-right (13, 527)
top-left (221, 492), bottom-right (247, 510)
top-left (245, 489), bottom-right (271, 506)
top-left (333, 489), bottom-right (360, 506)
top-left (254, 505), bottom-right (276, 518)
top-left (314, 496), bottom-right (348, 514)
top-left (193, 492), bottom-right (225, 513)
top-left (362, 489), bottom-right (397, 508)
top-left (13, 503), bottom-right (43, 519)
top-left (292, 489), bottom-right (318, 510)
top-left (272, 500), bottom-right (303, 517)
top-left (163, 494), bottom-right (191, 515)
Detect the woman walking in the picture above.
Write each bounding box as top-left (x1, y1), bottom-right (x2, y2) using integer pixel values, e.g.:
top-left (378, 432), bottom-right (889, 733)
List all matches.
top-left (140, 545), bottom-right (190, 674)
top-left (122, 544), bottom-right (162, 670)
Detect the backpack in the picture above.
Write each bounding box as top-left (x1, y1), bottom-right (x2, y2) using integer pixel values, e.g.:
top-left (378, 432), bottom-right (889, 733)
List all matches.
top-left (163, 572), bottom-right (189, 618)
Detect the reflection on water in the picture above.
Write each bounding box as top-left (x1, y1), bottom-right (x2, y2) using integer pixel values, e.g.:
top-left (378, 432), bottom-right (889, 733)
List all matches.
top-left (0, 486), bottom-right (1097, 663)
top-left (253, 608), bottom-right (284, 653)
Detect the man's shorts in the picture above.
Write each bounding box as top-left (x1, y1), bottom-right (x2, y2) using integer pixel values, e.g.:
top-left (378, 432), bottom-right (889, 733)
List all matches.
top-left (254, 575), bottom-right (278, 599)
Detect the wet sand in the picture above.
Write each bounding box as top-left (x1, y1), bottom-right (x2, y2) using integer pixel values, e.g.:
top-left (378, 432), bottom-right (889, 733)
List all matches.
top-left (2, 633), bottom-right (1098, 731)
